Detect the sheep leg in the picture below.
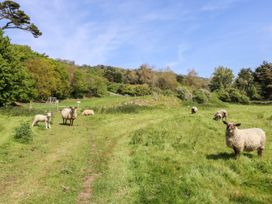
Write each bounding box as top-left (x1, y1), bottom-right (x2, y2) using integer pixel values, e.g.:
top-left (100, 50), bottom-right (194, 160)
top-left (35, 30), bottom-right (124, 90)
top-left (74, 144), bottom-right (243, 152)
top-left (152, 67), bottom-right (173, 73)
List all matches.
top-left (257, 148), bottom-right (263, 157)
top-left (233, 147), bottom-right (240, 159)
top-left (45, 121), bottom-right (48, 129)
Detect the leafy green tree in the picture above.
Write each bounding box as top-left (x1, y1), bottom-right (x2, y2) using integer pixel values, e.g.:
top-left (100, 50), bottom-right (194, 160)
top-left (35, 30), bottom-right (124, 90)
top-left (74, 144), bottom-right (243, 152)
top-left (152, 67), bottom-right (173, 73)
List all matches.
top-left (209, 66), bottom-right (234, 91)
top-left (86, 74), bottom-right (107, 97)
top-left (104, 67), bottom-right (124, 83)
top-left (71, 69), bottom-right (88, 98)
top-left (235, 68), bottom-right (254, 93)
top-left (235, 68), bottom-right (260, 100)
top-left (0, 0), bottom-right (42, 37)
top-left (52, 61), bottom-right (71, 99)
top-left (25, 57), bottom-right (70, 100)
top-left (0, 30), bottom-right (35, 106)
top-left (254, 62), bottom-right (272, 99)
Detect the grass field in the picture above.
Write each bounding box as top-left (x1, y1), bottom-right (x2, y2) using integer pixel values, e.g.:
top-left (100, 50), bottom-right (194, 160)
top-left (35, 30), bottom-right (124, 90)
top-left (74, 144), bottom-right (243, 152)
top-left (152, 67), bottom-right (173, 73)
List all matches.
top-left (0, 96), bottom-right (271, 203)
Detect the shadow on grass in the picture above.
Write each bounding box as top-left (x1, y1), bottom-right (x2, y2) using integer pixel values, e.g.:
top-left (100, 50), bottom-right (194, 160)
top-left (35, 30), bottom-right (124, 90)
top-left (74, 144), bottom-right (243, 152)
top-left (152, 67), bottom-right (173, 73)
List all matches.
top-left (58, 123), bottom-right (79, 127)
top-left (206, 152), bottom-right (254, 160)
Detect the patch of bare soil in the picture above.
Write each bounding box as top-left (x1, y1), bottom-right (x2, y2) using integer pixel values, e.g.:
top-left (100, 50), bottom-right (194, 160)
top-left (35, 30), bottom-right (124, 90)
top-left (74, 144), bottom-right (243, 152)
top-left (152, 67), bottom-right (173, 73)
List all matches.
top-left (77, 173), bottom-right (99, 204)
top-left (77, 143), bottom-right (99, 204)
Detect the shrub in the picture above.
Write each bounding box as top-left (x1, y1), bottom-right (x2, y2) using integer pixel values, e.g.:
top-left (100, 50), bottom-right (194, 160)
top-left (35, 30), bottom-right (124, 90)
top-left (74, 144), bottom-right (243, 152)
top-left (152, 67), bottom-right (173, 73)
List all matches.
top-left (229, 89), bottom-right (249, 104)
top-left (192, 89), bottom-right (209, 104)
top-left (118, 84), bottom-right (136, 95)
top-left (176, 87), bottom-right (192, 100)
top-left (134, 84), bottom-right (152, 96)
top-left (217, 88), bottom-right (249, 104)
top-left (87, 76), bottom-right (108, 97)
top-left (216, 89), bottom-right (231, 102)
top-left (107, 83), bottom-right (121, 93)
top-left (14, 122), bottom-right (33, 143)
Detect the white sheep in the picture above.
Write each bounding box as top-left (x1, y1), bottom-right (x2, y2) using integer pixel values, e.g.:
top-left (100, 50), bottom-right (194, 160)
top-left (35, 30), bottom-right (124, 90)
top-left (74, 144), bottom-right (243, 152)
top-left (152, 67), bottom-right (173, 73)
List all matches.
top-left (191, 106), bottom-right (198, 114)
top-left (214, 109), bottom-right (228, 120)
top-left (61, 107), bottom-right (77, 126)
top-left (223, 121), bottom-right (266, 158)
top-left (81, 109), bottom-right (95, 116)
top-left (32, 112), bottom-right (52, 129)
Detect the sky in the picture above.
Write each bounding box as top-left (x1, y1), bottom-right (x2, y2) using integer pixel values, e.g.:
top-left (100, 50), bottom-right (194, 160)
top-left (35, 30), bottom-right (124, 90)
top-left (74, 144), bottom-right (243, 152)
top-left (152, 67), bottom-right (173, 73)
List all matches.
top-left (4, 0), bottom-right (272, 77)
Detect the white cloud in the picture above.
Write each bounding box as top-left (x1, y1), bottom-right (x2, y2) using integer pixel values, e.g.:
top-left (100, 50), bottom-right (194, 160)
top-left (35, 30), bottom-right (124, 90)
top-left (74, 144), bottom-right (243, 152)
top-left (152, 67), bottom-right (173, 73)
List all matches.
top-left (165, 43), bottom-right (190, 72)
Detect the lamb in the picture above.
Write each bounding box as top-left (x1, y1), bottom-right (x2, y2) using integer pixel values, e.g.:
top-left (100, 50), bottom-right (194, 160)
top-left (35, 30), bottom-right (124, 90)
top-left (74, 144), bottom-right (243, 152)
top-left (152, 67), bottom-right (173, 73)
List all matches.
top-left (81, 109), bottom-right (95, 116)
top-left (213, 109), bottom-right (228, 120)
top-left (32, 112), bottom-right (52, 129)
top-left (61, 107), bottom-right (77, 126)
top-left (223, 121), bottom-right (266, 158)
top-left (191, 106), bottom-right (198, 114)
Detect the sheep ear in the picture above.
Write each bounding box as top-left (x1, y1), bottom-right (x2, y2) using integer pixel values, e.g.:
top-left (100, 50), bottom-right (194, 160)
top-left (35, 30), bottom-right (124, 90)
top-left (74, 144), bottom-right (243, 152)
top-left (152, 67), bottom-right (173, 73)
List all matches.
top-left (235, 123), bottom-right (241, 127)
top-left (223, 121), bottom-right (228, 125)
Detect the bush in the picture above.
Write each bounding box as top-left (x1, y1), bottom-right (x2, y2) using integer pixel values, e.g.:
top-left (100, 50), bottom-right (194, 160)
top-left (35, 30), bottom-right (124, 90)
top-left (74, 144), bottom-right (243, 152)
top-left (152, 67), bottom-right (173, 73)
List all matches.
top-left (216, 89), bottom-right (231, 102)
top-left (176, 87), bottom-right (192, 100)
top-left (134, 84), bottom-right (152, 96)
top-left (14, 122), bottom-right (33, 143)
top-left (217, 88), bottom-right (249, 104)
top-left (107, 83), bottom-right (121, 93)
top-left (192, 89), bottom-right (209, 104)
top-left (118, 84), bottom-right (136, 95)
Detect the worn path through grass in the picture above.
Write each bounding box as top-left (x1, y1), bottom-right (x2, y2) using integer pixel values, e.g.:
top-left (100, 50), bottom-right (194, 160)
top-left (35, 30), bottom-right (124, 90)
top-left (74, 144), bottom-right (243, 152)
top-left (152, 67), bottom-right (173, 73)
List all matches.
top-left (1, 100), bottom-right (272, 203)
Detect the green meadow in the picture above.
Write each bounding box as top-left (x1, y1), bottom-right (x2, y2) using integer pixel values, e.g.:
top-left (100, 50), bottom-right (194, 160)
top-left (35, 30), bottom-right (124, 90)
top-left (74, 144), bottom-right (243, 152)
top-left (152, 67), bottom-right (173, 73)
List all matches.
top-left (0, 96), bottom-right (271, 203)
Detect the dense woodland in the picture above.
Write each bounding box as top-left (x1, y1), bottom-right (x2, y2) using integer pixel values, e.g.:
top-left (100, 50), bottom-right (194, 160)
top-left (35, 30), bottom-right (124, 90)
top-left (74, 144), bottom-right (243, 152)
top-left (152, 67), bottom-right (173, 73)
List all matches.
top-left (0, 1), bottom-right (271, 107)
top-left (0, 29), bottom-right (272, 107)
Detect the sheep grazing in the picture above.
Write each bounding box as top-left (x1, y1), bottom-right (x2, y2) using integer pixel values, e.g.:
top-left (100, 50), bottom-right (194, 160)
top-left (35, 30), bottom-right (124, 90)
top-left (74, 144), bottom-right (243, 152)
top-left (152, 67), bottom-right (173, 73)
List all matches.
top-left (61, 107), bottom-right (77, 126)
top-left (32, 112), bottom-right (52, 129)
top-left (223, 121), bottom-right (266, 158)
top-left (213, 109), bottom-right (228, 121)
top-left (81, 109), bottom-right (95, 116)
top-left (191, 106), bottom-right (198, 114)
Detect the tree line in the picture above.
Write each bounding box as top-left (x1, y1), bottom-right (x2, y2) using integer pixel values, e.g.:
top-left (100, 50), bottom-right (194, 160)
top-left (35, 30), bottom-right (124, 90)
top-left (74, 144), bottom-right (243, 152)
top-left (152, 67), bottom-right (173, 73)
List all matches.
top-left (209, 64), bottom-right (272, 103)
top-left (0, 0), bottom-right (271, 107)
top-left (0, 27), bottom-right (271, 107)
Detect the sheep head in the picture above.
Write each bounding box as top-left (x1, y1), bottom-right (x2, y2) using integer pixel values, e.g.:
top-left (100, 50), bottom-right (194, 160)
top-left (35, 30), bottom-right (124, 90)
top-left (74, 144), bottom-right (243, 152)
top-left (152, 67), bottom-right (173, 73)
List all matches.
top-left (69, 107), bottom-right (77, 119)
top-left (223, 121), bottom-right (241, 133)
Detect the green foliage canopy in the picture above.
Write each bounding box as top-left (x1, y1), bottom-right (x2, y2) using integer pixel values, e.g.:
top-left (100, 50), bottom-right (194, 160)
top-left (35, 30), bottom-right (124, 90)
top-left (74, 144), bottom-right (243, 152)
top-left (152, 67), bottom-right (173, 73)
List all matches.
top-left (0, 0), bottom-right (42, 37)
top-left (209, 66), bottom-right (234, 91)
top-left (0, 31), bottom-right (35, 106)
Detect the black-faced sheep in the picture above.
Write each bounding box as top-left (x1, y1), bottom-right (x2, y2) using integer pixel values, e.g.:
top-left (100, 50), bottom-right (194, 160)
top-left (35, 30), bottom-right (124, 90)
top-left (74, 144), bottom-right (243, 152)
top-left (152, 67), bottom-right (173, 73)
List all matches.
top-left (191, 106), bottom-right (198, 114)
top-left (214, 109), bottom-right (228, 120)
top-left (223, 121), bottom-right (266, 158)
top-left (61, 107), bottom-right (77, 126)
